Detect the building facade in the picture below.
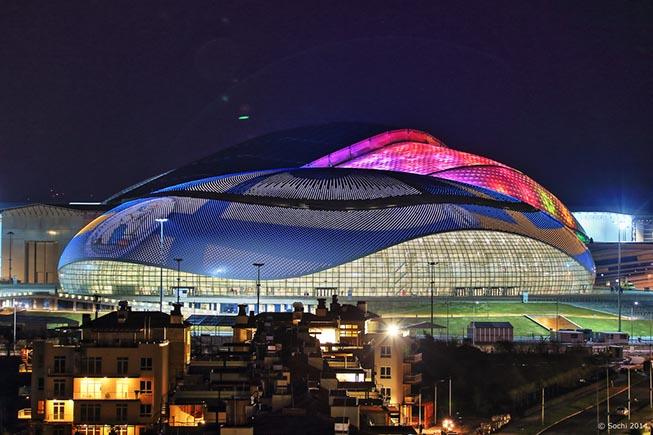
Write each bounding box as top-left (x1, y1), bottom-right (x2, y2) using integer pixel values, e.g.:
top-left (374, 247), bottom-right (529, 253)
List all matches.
top-left (30, 302), bottom-right (190, 435)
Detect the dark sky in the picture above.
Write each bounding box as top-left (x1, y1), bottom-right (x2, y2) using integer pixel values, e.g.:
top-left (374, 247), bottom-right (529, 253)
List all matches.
top-left (1, 2), bottom-right (652, 212)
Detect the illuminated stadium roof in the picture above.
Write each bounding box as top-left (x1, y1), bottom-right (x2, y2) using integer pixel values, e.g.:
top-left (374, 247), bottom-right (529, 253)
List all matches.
top-left (59, 127), bottom-right (594, 298)
top-left (304, 130), bottom-right (580, 233)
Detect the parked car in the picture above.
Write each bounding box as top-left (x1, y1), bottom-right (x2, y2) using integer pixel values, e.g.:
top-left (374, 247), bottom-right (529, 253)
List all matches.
top-left (614, 407), bottom-right (629, 416)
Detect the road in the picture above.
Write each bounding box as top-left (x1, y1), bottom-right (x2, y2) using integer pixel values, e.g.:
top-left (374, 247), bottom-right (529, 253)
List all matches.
top-left (543, 372), bottom-right (653, 434)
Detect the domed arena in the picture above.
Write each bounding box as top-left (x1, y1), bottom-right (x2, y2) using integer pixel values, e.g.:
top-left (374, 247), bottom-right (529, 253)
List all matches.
top-left (58, 128), bottom-right (595, 302)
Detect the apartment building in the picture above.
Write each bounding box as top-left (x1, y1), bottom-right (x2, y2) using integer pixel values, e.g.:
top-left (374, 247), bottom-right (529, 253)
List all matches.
top-left (30, 301), bottom-right (190, 435)
top-left (366, 324), bottom-right (429, 427)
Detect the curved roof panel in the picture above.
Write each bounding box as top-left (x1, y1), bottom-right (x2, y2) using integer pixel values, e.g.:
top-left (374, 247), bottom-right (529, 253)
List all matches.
top-left (304, 129), bottom-right (583, 234)
top-left (60, 169), bottom-right (593, 280)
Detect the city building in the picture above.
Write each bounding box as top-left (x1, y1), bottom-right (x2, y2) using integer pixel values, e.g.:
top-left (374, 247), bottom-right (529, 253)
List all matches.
top-left (466, 321), bottom-right (514, 345)
top-left (573, 211), bottom-right (653, 289)
top-left (57, 128), bottom-right (595, 303)
top-left (366, 325), bottom-right (429, 427)
top-left (30, 301), bottom-right (190, 435)
top-left (0, 203), bottom-right (101, 285)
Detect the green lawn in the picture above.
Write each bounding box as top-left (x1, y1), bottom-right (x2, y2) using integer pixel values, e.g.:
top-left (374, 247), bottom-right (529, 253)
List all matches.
top-left (370, 301), bottom-right (607, 317)
top-left (370, 301), bottom-right (631, 337)
top-left (567, 316), bottom-right (653, 337)
top-left (421, 315), bottom-right (550, 338)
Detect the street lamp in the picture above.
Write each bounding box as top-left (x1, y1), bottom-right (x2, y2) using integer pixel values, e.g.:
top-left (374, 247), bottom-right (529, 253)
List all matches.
top-left (155, 218), bottom-right (168, 312)
top-left (631, 301), bottom-right (638, 338)
top-left (174, 258), bottom-right (183, 304)
top-left (428, 262), bottom-right (437, 337)
top-left (253, 263), bottom-right (264, 314)
top-left (434, 377), bottom-right (452, 427)
top-left (7, 231), bottom-right (14, 282)
top-left (617, 220), bottom-right (627, 331)
top-left (12, 297), bottom-right (17, 353)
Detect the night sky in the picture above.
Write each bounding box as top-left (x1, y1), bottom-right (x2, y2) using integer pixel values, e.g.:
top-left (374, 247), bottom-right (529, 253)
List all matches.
top-left (1, 2), bottom-right (652, 212)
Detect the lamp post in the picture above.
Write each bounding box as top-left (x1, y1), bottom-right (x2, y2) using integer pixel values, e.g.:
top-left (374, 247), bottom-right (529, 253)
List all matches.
top-left (428, 262), bottom-right (437, 337)
top-left (155, 218), bottom-right (168, 312)
top-left (12, 297), bottom-right (17, 353)
top-left (617, 220), bottom-right (627, 331)
top-left (7, 231), bottom-right (14, 282)
top-left (632, 301), bottom-right (639, 340)
top-left (253, 263), bottom-right (264, 314)
top-left (650, 311), bottom-right (652, 409)
top-left (174, 258), bottom-right (183, 304)
top-left (433, 377), bottom-right (452, 427)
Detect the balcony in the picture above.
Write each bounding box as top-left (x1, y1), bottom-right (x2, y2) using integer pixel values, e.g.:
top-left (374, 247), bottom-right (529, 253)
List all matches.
top-left (74, 391), bottom-right (142, 400)
top-left (404, 353), bottom-right (423, 364)
top-left (47, 368), bottom-right (74, 376)
top-left (403, 373), bottom-right (422, 384)
top-left (404, 394), bottom-right (418, 405)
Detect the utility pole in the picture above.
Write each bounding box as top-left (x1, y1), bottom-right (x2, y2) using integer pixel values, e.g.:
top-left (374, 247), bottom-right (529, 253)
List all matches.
top-left (12, 297), bottom-right (17, 353)
top-left (541, 386), bottom-right (545, 425)
top-left (448, 377), bottom-right (452, 417)
top-left (174, 258), bottom-right (183, 304)
top-left (628, 369), bottom-right (630, 421)
top-left (446, 299), bottom-right (450, 340)
top-left (429, 262), bottom-right (436, 337)
top-left (418, 392), bottom-right (422, 434)
top-left (596, 383), bottom-right (600, 435)
top-left (7, 231), bottom-right (14, 282)
top-left (155, 218), bottom-right (168, 312)
top-left (617, 221), bottom-right (625, 332)
top-left (434, 384), bottom-right (437, 427)
top-left (607, 366), bottom-right (611, 434)
top-left (253, 263), bottom-right (264, 314)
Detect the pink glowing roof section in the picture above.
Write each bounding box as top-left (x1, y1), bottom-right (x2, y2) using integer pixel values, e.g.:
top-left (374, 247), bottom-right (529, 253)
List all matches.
top-left (434, 166), bottom-right (577, 229)
top-left (304, 129), bottom-right (581, 232)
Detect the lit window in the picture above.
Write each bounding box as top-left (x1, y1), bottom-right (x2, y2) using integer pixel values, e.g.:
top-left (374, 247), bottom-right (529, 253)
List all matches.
top-left (52, 401), bottom-right (65, 420)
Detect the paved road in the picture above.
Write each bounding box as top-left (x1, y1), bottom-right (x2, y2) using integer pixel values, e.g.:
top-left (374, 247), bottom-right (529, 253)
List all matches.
top-left (544, 374), bottom-right (652, 434)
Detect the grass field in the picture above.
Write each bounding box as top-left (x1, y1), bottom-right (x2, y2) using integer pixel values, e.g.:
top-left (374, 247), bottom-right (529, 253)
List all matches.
top-left (369, 301), bottom-right (643, 337)
top-left (16, 301), bottom-right (651, 338)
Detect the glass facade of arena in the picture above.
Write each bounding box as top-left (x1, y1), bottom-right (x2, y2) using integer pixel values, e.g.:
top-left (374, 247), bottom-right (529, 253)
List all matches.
top-left (59, 231), bottom-right (593, 298)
